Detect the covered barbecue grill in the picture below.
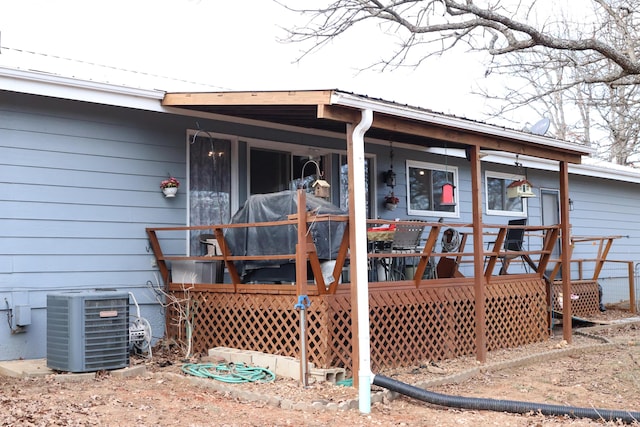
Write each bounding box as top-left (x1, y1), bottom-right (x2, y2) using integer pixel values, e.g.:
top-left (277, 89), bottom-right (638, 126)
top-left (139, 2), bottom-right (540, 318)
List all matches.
top-left (224, 190), bottom-right (348, 283)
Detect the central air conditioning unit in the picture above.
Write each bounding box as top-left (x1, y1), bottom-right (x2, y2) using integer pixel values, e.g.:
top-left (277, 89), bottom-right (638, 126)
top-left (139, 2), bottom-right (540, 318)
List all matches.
top-left (47, 290), bottom-right (130, 372)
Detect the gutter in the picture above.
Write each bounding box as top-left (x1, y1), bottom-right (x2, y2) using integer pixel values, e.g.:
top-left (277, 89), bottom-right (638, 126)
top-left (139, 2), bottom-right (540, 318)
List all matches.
top-left (0, 66), bottom-right (167, 111)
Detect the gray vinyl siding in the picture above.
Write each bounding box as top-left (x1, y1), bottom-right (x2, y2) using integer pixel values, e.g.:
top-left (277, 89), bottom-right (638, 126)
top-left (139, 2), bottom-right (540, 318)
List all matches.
top-left (2, 88), bottom-right (639, 360)
top-left (564, 176), bottom-right (640, 293)
top-left (0, 91), bottom-right (189, 359)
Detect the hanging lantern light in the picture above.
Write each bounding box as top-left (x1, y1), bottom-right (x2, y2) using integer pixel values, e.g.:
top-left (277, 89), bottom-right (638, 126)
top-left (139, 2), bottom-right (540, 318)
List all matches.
top-left (384, 169), bottom-right (396, 187)
top-left (384, 141), bottom-right (396, 188)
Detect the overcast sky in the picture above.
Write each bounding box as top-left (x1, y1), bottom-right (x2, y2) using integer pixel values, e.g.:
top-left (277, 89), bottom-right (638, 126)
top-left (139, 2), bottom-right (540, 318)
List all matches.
top-left (0, 0), bottom-right (501, 121)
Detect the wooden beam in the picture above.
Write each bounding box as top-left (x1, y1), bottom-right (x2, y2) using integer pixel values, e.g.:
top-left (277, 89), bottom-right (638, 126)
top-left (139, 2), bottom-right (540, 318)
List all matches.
top-left (318, 105), bottom-right (584, 163)
top-left (163, 90), bottom-right (334, 106)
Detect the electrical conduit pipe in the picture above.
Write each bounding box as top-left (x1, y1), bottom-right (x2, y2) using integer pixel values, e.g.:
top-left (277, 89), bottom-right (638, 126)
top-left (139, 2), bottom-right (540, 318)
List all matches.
top-left (372, 374), bottom-right (640, 424)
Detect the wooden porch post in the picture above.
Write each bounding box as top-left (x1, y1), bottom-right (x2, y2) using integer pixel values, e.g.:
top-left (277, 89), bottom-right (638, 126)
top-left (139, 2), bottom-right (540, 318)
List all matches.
top-left (470, 145), bottom-right (487, 362)
top-left (295, 189), bottom-right (310, 386)
top-left (559, 161), bottom-right (573, 343)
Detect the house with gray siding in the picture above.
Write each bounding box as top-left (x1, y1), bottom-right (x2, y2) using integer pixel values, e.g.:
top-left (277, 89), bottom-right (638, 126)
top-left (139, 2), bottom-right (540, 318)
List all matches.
top-left (1, 65), bottom-right (637, 361)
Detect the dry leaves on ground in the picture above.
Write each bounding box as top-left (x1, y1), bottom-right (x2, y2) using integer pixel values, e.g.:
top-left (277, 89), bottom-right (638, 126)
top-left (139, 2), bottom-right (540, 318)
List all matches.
top-left (1, 310), bottom-right (639, 426)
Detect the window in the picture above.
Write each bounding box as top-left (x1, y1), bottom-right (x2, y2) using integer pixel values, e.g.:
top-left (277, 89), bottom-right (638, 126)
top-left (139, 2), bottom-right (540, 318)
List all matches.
top-left (339, 155), bottom-right (372, 217)
top-left (485, 171), bottom-right (527, 216)
top-left (188, 133), bottom-right (232, 255)
top-left (407, 160), bottom-right (459, 217)
top-left (249, 148), bottom-right (327, 197)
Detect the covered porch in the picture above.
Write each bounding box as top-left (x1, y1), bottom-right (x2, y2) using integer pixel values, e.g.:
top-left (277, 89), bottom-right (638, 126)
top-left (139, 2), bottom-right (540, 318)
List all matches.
top-left (154, 90), bottom-right (595, 386)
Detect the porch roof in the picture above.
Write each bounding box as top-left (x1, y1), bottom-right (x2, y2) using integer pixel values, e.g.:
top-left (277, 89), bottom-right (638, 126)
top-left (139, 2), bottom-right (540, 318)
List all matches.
top-left (162, 89), bottom-right (593, 164)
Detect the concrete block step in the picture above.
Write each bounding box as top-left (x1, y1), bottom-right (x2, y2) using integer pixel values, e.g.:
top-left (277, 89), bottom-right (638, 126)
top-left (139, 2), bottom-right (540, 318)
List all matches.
top-left (207, 347), bottom-right (344, 383)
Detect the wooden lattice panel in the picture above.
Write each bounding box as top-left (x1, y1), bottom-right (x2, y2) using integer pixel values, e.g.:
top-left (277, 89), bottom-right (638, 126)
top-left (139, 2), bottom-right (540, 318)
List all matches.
top-left (551, 281), bottom-right (600, 317)
top-left (366, 286), bottom-right (476, 370)
top-left (167, 277), bottom-right (549, 372)
top-left (166, 292), bottom-right (295, 357)
top-left (485, 278), bottom-right (548, 351)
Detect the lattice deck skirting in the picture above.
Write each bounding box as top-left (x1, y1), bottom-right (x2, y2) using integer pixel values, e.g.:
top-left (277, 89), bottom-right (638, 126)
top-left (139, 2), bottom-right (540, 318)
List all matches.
top-left (167, 276), bottom-right (549, 372)
top-left (551, 280), bottom-right (600, 317)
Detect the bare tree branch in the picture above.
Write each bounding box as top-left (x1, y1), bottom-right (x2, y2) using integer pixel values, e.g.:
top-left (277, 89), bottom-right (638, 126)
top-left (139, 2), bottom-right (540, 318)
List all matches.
top-left (278, 0), bottom-right (640, 79)
top-left (277, 0), bottom-right (640, 163)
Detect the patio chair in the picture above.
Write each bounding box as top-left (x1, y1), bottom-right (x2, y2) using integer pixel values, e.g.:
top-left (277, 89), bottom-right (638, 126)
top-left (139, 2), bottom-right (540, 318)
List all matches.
top-left (388, 221), bottom-right (425, 280)
top-left (498, 218), bottom-right (538, 274)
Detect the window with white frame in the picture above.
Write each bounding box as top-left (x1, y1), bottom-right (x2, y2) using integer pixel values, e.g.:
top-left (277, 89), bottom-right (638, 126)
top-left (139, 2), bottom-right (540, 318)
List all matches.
top-left (485, 171), bottom-right (527, 216)
top-left (407, 160), bottom-right (459, 217)
top-left (339, 155), bottom-right (373, 217)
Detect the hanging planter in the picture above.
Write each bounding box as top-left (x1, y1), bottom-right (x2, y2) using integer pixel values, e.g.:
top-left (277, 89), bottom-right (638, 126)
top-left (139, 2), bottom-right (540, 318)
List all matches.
top-left (384, 193), bottom-right (399, 211)
top-left (162, 187), bottom-right (178, 198)
top-left (160, 177), bottom-right (180, 198)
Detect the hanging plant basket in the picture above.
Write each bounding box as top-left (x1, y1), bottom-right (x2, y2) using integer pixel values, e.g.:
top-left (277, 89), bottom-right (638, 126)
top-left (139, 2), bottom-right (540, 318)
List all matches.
top-left (160, 176), bottom-right (180, 198)
top-left (384, 193), bottom-right (399, 210)
top-left (162, 187), bottom-right (178, 198)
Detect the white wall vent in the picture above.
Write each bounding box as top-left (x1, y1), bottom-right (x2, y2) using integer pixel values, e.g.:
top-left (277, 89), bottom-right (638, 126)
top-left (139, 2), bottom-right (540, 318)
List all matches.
top-left (47, 290), bottom-right (130, 372)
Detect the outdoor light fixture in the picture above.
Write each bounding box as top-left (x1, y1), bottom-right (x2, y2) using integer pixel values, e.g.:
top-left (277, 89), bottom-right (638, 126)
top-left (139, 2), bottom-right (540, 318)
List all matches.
top-left (385, 142), bottom-right (396, 187)
top-left (569, 199), bottom-right (574, 211)
top-left (384, 169), bottom-right (396, 187)
top-left (300, 159), bottom-right (330, 199)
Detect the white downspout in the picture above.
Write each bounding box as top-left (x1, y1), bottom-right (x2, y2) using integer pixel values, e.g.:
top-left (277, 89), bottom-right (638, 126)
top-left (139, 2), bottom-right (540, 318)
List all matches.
top-left (352, 108), bottom-right (374, 413)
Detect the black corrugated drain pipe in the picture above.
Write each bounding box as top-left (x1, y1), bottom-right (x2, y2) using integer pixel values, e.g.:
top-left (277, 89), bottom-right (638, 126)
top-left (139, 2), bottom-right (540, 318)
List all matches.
top-left (373, 374), bottom-right (640, 424)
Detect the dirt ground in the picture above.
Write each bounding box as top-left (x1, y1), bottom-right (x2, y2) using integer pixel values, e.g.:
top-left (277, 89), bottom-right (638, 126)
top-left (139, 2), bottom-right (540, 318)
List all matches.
top-left (2, 308), bottom-right (640, 427)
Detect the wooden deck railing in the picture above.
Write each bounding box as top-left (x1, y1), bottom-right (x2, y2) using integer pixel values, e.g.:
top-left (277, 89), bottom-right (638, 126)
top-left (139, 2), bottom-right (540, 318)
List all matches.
top-left (146, 217), bottom-right (562, 294)
top-left (548, 235), bottom-right (636, 314)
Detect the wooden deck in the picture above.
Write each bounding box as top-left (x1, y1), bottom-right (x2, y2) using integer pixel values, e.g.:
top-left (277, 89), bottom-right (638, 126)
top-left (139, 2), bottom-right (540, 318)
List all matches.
top-left (147, 196), bottom-right (631, 373)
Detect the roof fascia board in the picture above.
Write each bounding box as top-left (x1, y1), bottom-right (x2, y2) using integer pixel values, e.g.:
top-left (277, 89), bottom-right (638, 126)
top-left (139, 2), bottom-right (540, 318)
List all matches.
top-left (0, 66), bottom-right (166, 111)
top-left (572, 160), bottom-right (640, 183)
top-left (329, 91), bottom-right (595, 158)
top-left (163, 90), bottom-right (335, 106)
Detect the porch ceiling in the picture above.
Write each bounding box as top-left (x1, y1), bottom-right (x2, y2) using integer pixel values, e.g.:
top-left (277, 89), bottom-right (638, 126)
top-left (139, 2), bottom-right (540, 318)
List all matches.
top-left (162, 89), bottom-right (593, 164)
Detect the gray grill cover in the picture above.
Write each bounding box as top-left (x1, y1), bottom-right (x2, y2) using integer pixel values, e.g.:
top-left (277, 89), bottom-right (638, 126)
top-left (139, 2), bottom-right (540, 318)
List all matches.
top-left (224, 190), bottom-right (347, 277)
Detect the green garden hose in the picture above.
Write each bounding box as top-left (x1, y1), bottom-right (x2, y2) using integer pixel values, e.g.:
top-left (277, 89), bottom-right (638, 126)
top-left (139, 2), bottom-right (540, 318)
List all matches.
top-left (181, 362), bottom-right (276, 383)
